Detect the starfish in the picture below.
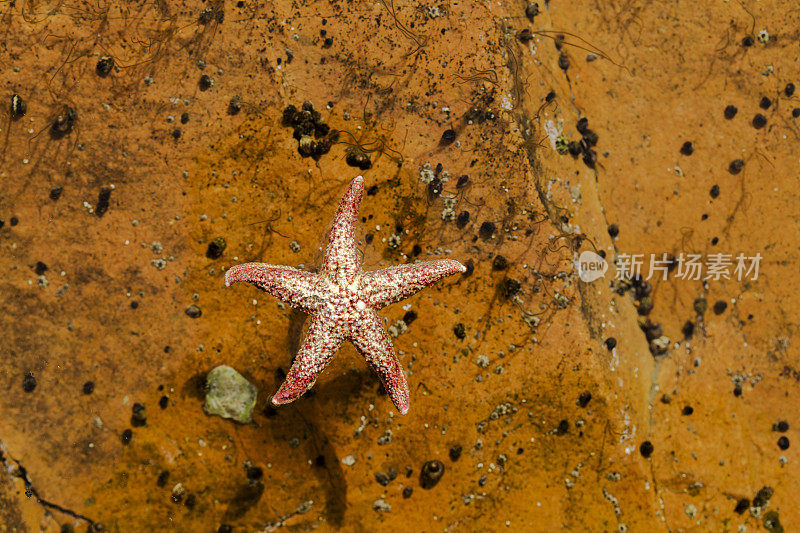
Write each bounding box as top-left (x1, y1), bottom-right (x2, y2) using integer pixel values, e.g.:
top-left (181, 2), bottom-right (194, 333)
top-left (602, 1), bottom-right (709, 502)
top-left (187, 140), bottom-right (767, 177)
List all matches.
top-left (225, 176), bottom-right (465, 415)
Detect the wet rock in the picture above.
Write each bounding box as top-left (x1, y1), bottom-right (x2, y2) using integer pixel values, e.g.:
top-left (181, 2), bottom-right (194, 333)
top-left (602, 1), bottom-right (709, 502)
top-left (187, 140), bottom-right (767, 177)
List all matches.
top-left (204, 365), bottom-right (258, 423)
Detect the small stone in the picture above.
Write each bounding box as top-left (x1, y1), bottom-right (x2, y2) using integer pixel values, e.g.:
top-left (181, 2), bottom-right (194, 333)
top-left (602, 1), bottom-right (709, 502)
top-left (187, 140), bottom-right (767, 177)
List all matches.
top-left (185, 305), bottom-right (202, 318)
top-left (372, 499), bottom-right (392, 512)
top-left (204, 365), bottom-right (258, 423)
top-left (419, 460), bottom-right (445, 489)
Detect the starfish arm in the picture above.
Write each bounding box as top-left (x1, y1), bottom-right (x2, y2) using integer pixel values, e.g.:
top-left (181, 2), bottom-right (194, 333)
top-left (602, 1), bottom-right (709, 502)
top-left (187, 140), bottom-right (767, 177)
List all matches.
top-left (361, 259), bottom-right (467, 309)
top-left (349, 309), bottom-right (410, 415)
top-left (272, 312), bottom-right (345, 406)
top-left (225, 263), bottom-right (323, 313)
top-left (322, 176), bottom-right (364, 284)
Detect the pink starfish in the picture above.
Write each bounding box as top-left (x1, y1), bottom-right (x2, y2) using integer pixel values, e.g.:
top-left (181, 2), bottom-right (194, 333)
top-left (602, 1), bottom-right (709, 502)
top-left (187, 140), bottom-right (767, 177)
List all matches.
top-left (225, 176), bottom-right (465, 415)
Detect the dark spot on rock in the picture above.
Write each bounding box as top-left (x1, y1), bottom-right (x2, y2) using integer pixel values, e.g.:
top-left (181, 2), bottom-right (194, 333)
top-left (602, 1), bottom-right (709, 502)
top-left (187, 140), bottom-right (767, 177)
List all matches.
top-left (365, 233), bottom-right (373, 245)
top-left (419, 460), bottom-right (445, 489)
top-left (463, 259), bottom-right (474, 277)
top-left (607, 224), bottom-right (619, 238)
top-left (440, 128), bottom-right (457, 146)
top-left (457, 175), bottom-right (469, 188)
top-left (710, 184), bottom-right (720, 198)
top-left (22, 373), bottom-right (36, 393)
top-left (680, 141), bottom-right (694, 155)
top-left (131, 403), bottom-right (147, 427)
top-left (582, 149), bottom-right (597, 168)
top-left (95, 188), bottom-right (112, 217)
top-left (157, 470), bottom-right (170, 487)
top-left (159, 395), bottom-right (169, 409)
top-left (130, 301), bottom-right (139, 309)
top-left (778, 436), bottom-right (790, 450)
top-left (785, 83), bottom-right (796, 97)
top-left (793, 108), bottom-right (800, 118)
top-left (83, 381), bottom-right (95, 395)
top-left (172, 128), bottom-right (182, 139)
top-left (403, 310), bottom-right (417, 325)
top-left (49, 186), bottom-right (63, 201)
top-left (449, 445), bottom-right (462, 461)
top-left (322, 37), bottom-right (334, 48)
top-left (185, 305), bottom-right (202, 318)
top-left (639, 440), bottom-right (654, 458)
top-left (199, 74), bottom-right (214, 91)
top-left (184, 493), bottom-right (197, 510)
top-left (555, 420), bottom-right (569, 435)
top-left (501, 278), bottom-right (521, 298)
top-left (525, 3), bottom-right (539, 20)
top-left (724, 105), bottom-right (738, 119)
top-left (682, 320), bottom-right (695, 338)
top-left (604, 337), bottom-right (616, 350)
top-left (558, 52), bottom-right (570, 70)
top-left (742, 35), bottom-right (754, 47)
top-left (10, 217), bottom-right (18, 226)
top-left (456, 211), bottom-right (470, 229)
top-left (728, 159), bottom-right (745, 174)
top-left (773, 421), bottom-right (789, 432)
top-left (121, 429), bottom-right (132, 445)
top-left (752, 114), bottom-right (767, 129)
top-left (734, 384), bottom-right (742, 396)
top-left (713, 300), bottom-right (727, 314)
top-left (492, 255), bottom-right (508, 270)
top-left (545, 90), bottom-right (556, 102)
top-left (759, 96), bottom-right (772, 109)
top-left (637, 296), bottom-right (654, 316)
top-left (402, 486), bottom-right (413, 498)
top-left (96, 56), bottom-right (114, 77)
top-left (453, 323), bottom-right (466, 339)
top-left (682, 405), bottom-right (694, 415)
top-left (518, 28), bottom-right (533, 44)
top-left (228, 95), bottom-right (243, 115)
top-left (282, 105), bottom-right (298, 126)
top-left (181, 112), bottom-right (190, 124)
top-left (763, 510), bottom-right (782, 531)
top-left (366, 185), bottom-right (378, 196)
top-left (640, 320), bottom-right (663, 342)
top-left (206, 237), bottom-right (227, 259)
top-left (754, 486), bottom-right (774, 508)
top-left (734, 498), bottom-right (750, 514)
top-left (246, 465), bottom-right (263, 481)
top-left (34, 261), bottom-right (47, 275)
top-left (374, 472), bottom-right (390, 486)
top-left (428, 177), bottom-right (442, 197)
top-left (567, 141), bottom-right (582, 157)
top-left (478, 221), bottom-right (495, 240)
top-left (577, 391), bottom-right (592, 408)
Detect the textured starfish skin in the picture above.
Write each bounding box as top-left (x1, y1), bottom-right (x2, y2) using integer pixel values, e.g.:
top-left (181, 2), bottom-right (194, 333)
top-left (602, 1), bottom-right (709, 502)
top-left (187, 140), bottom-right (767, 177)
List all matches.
top-left (225, 176), bottom-right (466, 414)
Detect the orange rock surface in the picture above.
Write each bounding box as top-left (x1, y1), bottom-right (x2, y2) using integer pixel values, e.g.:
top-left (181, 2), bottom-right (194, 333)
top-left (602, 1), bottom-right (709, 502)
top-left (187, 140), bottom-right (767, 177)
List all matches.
top-left (1, 1), bottom-right (797, 531)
